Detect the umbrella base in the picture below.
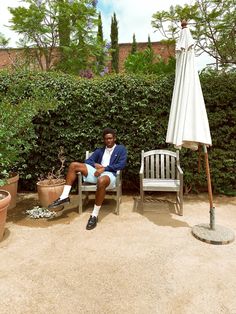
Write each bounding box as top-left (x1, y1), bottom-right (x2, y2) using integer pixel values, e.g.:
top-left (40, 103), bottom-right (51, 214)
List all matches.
top-left (192, 223), bottom-right (234, 245)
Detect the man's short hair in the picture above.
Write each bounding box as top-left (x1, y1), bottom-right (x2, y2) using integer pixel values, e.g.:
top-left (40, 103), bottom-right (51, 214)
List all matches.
top-left (102, 128), bottom-right (116, 138)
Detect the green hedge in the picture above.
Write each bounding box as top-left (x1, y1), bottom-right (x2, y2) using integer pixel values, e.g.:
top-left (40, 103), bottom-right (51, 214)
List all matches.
top-left (0, 70), bottom-right (235, 195)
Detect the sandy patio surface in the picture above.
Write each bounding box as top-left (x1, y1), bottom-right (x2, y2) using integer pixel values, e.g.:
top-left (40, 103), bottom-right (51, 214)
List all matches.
top-left (1, 192), bottom-right (236, 314)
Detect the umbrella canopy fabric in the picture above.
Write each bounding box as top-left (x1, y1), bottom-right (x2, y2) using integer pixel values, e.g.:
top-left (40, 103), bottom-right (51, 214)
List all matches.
top-left (166, 27), bottom-right (212, 150)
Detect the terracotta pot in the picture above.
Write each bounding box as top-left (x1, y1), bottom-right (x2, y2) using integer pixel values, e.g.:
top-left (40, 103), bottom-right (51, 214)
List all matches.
top-left (1, 173), bottom-right (19, 210)
top-left (37, 179), bottom-right (66, 207)
top-left (0, 190), bottom-right (11, 241)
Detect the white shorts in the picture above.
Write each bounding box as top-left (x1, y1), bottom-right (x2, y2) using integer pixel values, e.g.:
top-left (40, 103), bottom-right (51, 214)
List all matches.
top-left (83, 164), bottom-right (116, 190)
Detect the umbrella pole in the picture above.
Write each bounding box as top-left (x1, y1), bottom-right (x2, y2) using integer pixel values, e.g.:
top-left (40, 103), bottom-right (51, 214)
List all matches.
top-left (203, 145), bottom-right (215, 230)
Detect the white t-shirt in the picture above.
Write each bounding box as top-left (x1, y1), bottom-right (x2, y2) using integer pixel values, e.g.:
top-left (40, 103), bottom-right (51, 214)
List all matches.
top-left (101, 144), bottom-right (116, 167)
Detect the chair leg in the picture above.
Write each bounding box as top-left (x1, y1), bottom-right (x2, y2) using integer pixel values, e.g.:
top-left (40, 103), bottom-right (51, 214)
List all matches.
top-left (179, 188), bottom-right (183, 216)
top-left (115, 187), bottom-right (121, 215)
top-left (78, 190), bottom-right (83, 215)
top-left (140, 190), bottom-right (144, 212)
top-left (176, 191), bottom-right (183, 216)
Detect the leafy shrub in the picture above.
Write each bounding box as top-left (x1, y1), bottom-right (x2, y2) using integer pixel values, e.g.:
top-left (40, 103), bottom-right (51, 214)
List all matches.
top-left (0, 70), bottom-right (235, 195)
top-left (124, 48), bottom-right (176, 75)
top-left (0, 71), bottom-right (58, 186)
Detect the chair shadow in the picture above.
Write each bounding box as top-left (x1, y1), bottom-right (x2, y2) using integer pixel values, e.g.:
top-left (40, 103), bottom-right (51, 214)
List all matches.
top-left (133, 197), bottom-right (190, 228)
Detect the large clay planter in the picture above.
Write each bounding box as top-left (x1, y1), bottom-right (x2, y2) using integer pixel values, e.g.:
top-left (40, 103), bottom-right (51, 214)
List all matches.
top-left (37, 179), bottom-right (66, 207)
top-left (1, 173), bottom-right (19, 210)
top-left (0, 190), bottom-right (11, 241)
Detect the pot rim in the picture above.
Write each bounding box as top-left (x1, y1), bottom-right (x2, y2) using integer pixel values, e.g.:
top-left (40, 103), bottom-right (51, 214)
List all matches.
top-left (0, 190), bottom-right (11, 197)
top-left (37, 178), bottom-right (66, 187)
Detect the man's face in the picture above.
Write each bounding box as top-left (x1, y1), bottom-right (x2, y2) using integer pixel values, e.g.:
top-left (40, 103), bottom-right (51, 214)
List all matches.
top-left (104, 133), bottom-right (116, 148)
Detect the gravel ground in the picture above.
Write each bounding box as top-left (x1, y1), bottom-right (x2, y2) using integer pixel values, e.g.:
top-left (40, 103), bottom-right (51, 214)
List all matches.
top-left (0, 193), bottom-right (236, 314)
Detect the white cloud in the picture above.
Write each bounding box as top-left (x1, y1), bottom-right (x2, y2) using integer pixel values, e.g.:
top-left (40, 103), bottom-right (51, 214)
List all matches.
top-left (0, 0), bottom-right (213, 69)
top-left (99, 0), bottom-right (193, 43)
top-left (98, 0), bottom-right (213, 69)
top-left (0, 0), bottom-right (27, 46)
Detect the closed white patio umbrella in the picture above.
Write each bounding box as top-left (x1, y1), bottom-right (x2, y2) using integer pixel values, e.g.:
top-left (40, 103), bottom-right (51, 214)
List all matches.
top-left (166, 23), bottom-right (212, 150)
top-left (166, 20), bottom-right (234, 244)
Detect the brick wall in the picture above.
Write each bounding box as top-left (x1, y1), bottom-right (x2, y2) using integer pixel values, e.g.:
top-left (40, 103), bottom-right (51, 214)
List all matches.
top-left (0, 49), bottom-right (21, 69)
top-left (118, 41), bottom-right (175, 72)
top-left (0, 48), bottom-right (59, 70)
top-left (0, 41), bottom-right (175, 72)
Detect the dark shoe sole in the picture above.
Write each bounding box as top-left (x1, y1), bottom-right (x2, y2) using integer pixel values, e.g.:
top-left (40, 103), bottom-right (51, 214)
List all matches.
top-left (47, 205), bottom-right (65, 219)
top-left (86, 223), bottom-right (97, 230)
top-left (48, 199), bottom-right (70, 209)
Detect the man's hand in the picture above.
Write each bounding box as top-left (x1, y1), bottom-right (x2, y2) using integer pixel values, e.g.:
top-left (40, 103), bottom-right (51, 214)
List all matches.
top-left (94, 163), bottom-right (103, 169)
top-left (94, 166), bottom-right (105, 177)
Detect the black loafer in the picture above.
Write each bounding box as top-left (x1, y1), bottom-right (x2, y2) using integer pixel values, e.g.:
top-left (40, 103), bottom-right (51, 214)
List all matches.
top-left (48, 197), bottom-right (70, 209)
top-left (86, 215), bottom-right (98, 230)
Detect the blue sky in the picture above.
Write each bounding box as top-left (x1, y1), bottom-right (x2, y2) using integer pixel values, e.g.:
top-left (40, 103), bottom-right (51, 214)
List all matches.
top-left (96, 0), bottom-right (189, 43)
top-left (1, 0), bottom-right (213, 69)
top-left (1, 0), bottom-right (192, 44)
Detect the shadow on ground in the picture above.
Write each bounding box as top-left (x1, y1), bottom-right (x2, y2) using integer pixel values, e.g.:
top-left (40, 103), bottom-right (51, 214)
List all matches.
top-left (6, 194), bottom-right (117, 228)
top-left (133, 195), bottom-right (190, 228)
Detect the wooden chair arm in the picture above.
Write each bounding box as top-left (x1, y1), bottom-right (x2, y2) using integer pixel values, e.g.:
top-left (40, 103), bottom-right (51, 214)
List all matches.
top-left (177, 164), bottom-right (183, 181)
top-left (177, 165), bottom-right (183, 176)
top-left (77, 171), bottom-right (83, 187)
top-left (139, 164), bottom-right (144, 175)
top-left (116, 170), bottom-right (121, 187)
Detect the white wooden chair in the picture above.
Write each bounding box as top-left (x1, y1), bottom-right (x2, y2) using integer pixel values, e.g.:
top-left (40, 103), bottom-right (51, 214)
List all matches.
top-left (77, 151), bottom-right (122, 215)
top-left (139, 149), bottom-right (183, 215)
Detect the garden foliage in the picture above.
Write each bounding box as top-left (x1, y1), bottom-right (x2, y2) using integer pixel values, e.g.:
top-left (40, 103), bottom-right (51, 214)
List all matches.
top-left (0, 70), bottom-right (58, 185)
top-left (0, 70), bottom-right (235, 195)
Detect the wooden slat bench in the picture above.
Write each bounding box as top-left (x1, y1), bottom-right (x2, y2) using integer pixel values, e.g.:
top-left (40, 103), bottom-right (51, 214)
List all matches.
top-left (139, 149), bottom-right (183, 215)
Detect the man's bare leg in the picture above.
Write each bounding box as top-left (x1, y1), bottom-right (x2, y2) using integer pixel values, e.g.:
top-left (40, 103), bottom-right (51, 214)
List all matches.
top-left (65, 162), bottom-right (88, 185)
top-left (48, 162), bottom-right (88, 208)
top-left (95, 176), bottom-right (110, 206)
top-left (86, 176), bottom-right (110, 230)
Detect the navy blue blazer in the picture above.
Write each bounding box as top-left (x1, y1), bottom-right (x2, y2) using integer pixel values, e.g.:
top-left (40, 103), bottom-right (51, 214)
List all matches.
top-left (85, 144), bottom-right (127, 175)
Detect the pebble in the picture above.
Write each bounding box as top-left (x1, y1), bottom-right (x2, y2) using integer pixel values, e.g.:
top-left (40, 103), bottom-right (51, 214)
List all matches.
top-left (26, 206), bottom-right (57, 219)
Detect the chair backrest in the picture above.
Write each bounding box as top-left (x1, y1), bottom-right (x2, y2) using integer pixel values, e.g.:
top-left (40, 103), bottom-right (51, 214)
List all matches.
top-left (86, 151), bottom-right (93, 159)
top-left (141, 149), bottom-right (179, 180)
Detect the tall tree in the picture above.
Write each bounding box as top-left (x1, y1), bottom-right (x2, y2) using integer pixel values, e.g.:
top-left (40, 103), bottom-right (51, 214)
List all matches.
top-left (0, 33), bottom-right (10, 48)
top-left (147, 34), bottom-right (152, 50)
top-left (152, 0), bottom-right (236, 68)
top-left (110, 13), bottom-right (119, 73)
top-left (9, 0), bottom-right (101, 73)
top-left (131, 33), bottom-right (137, 54)
top-left (96, 12), bottom-right (105, 73)
top-left (58, 0), bottom-right (70, 47)
top-left (97, 12), bottom-right (103, 43)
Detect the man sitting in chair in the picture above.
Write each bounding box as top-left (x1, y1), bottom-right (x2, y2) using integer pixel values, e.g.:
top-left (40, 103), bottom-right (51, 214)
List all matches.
top-left (48, 128), bottom-right (127, 230)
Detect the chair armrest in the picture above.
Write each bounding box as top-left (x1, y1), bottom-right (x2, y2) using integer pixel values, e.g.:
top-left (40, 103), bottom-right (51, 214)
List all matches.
top-left (139, 164), bottom-right (144, 182)
top-left (177, 165), bottom-right (183, 176)
top-left (177, 165), bottom-right (183, 181)
top-left (139, 164), bottom-right (144, 175)
top-left (116, 170), bottom-right (121, 180)
top-left (116, 170), bottom-right (121, 187)
top-left (77, 171), bottom-right (83, 187)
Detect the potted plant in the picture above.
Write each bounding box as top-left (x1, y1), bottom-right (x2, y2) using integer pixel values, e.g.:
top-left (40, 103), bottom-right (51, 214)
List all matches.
top-left (36, 147), bottom-right (66, 207)
top-left (0, 99), bottom-right (38, 239)
top-left (0, 101), bottom-right (38, 209)
top-left (0, 190), bottom-right (11, 241)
